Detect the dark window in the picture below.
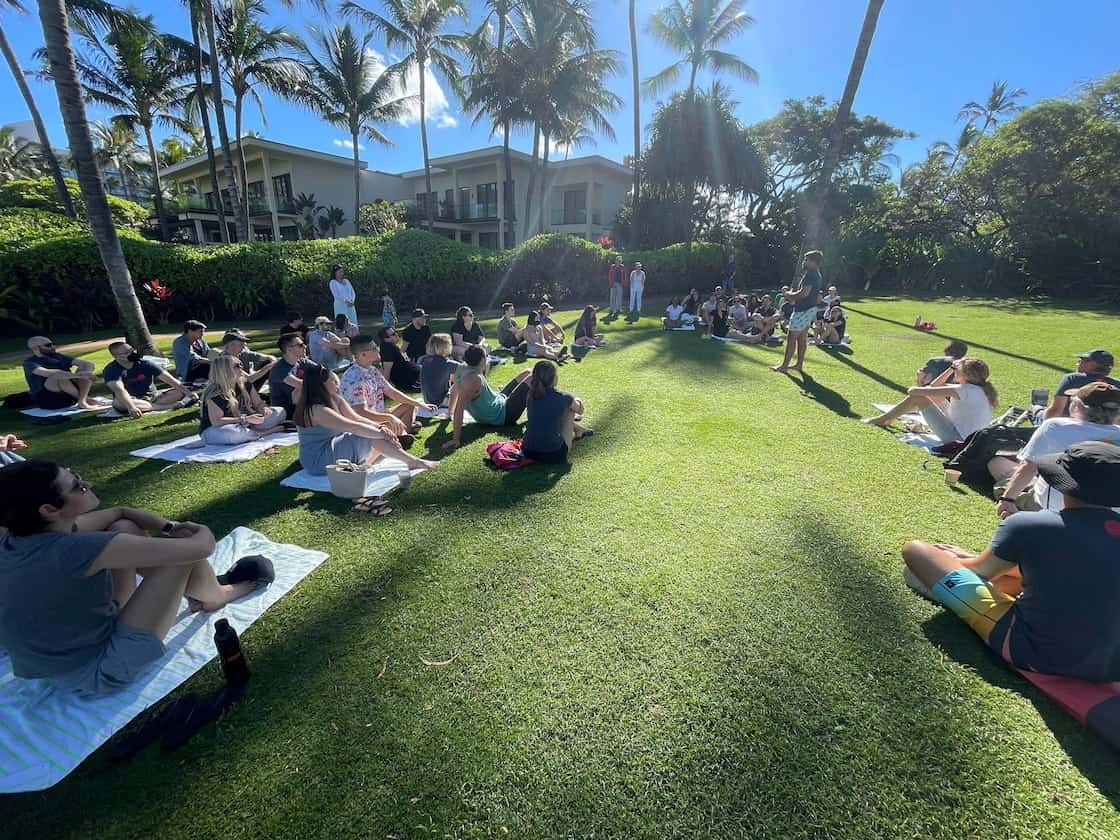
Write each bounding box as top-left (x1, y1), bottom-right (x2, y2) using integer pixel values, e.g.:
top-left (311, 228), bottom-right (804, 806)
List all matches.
top-left (477, 182), bottom-right (497, 218)
top-left (459, 231), bottom-right (472, 245)
top-left (503, 180), bottom-right (515, 220)
top-left (415, 192), bottom-right (437, 217)
top-left (458, 187), bottom-right (471, 220)
top-left (478, 232), bottom-right (499, 249)
top-left (553, 189), bottom-right (586, 225)
top-left (441, 189), bottom-right (455, 220)
top-left (272, 173), bottom-right (293, 203)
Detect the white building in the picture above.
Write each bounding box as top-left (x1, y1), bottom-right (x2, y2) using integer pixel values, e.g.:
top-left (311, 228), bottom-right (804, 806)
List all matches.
top-left (160, 137), bottom-right (632, 247)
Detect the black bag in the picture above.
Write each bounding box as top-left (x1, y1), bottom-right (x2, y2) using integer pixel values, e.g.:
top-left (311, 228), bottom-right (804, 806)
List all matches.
top-left (2, 391), bottom-right (34, 410)
top-left (944, 425), bottom-right (1036, 482)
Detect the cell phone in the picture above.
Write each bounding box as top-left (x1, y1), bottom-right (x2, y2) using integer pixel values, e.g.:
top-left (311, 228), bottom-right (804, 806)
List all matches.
top-left (1031, 388), bottom-right (1049, 406)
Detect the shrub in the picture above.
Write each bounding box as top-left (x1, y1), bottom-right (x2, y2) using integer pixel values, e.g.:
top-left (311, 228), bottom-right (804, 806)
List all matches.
top-left (621, 242), bottom-right (727, 290)
top-left (357, 200), bottom-right (407, 237)
top-left (0, 177), bottom-right (149, 228)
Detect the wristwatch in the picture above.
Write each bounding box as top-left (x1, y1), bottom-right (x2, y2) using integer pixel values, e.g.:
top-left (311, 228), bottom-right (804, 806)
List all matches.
top-left (161, 520), bottom-right (178, 535)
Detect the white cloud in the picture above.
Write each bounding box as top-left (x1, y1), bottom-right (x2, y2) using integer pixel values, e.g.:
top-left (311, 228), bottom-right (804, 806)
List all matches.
top-left (332, 138), bottom-right (365, 151)
top-left (365, 48), bottom-right (459, 129)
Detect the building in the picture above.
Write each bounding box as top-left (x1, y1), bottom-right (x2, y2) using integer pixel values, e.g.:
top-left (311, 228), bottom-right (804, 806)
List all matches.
top-left (4, 120), bottom-right (142, 203)
top-left (160, 137), bottom-right (632, 247)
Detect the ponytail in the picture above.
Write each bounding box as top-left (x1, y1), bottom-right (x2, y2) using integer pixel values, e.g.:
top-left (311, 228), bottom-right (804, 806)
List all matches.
top-left (530, 360), bottom-right (556, 400)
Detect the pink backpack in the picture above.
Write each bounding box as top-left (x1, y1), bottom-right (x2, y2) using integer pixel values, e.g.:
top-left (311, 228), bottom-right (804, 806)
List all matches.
top-left (486, 439), bottom-right (532, 470)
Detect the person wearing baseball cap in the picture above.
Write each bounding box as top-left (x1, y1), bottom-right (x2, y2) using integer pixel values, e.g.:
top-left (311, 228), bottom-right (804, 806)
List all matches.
top-left (538, 300), bottom-right (565, 344)
top-left (990, 381), bottom-right (1120, 516)
top-left (220, 329), bottom-right (276, 388)
top-left (401, 308), bottom-right (431, 361)
top-left (903, 440), bottom-right (1120, 682)
top-left (1044, 348), bottom-right (1119, 420)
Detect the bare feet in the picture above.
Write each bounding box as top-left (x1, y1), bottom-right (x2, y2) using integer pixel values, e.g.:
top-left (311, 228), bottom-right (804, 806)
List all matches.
top-left (186, 580), bottom-right (257, 613)
top-left (771, 365), bottom-right (788, 373)
top-left (416, 459), bottom-right (440, 470)
top-left (862, 416), bottom-right (889, 427)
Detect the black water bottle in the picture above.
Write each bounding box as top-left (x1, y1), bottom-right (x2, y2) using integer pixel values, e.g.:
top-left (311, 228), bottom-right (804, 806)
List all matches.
top-left (214, 619), bottom-right (250, 685)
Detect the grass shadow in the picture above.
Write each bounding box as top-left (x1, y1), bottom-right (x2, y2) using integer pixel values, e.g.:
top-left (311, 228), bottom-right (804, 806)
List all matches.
top-left (794, 372), bottom-right (860, 419)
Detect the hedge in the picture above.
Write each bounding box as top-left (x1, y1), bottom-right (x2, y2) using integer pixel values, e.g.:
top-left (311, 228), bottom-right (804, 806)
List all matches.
top-left (0, 207), bottom-right (736, 333)
top-left (0, 177), bottom-right (150, 228)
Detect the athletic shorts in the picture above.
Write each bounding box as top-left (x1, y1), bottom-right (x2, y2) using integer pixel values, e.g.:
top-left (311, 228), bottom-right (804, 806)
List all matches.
top-left (523, 442), bottom-right (568, 464)
top-left (35, 389), bottom-right (77, 410)
top-left (788, 308), bottom-right (815, 333)
top-left (49, 621), bottom-right (165, 697)
top-left (932, 568), bottom-right (1015, 645)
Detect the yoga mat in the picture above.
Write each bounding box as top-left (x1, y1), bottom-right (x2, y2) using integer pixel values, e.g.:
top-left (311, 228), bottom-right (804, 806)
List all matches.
top-left (130, 432), bottom-right (298, 464)
top-left (0, 527), bottom-right (329, 793)
top-left (281, 458), bottom-right (422, 496)
top-left (20, 398), bottom-right (113, 418)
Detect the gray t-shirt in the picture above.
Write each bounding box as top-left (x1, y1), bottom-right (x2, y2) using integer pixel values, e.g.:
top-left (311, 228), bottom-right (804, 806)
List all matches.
top-left (0, 531), bottom-right (118, 679)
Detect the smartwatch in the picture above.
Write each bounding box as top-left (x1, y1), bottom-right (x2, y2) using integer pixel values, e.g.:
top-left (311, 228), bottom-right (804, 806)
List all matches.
top-left (161, 520), bottom-right (178, 535)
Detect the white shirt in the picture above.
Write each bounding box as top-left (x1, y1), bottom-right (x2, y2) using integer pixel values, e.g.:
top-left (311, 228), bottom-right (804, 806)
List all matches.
top-left (946, 383), bottom-right (993, 440)
top-left (1019, 417), bottom-right (1120, 510)
top-left (630, 270), bottom-right (645, 287)
top-left (329, 277), bottom-right (355, 305)
top-left (666, 304), bottom-right (684, 320)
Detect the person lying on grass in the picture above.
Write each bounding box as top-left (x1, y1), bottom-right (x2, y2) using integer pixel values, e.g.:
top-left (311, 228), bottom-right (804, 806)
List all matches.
top-left (525, 311), bottom-right (569, 362)
top-left (573, 306), bottom-right (606, 347)
top-left (419, 333), bottom-right (462, 409)
top-left (521, 361), bottom-right (592, 465)
top-left (199, 356), bottom-right (287, 446)
top-left (987, 382), bottom-right (1120, 516)
top-left (902, 441), bottom-right (1120, 683)
top-left (340, 336), bottom-right (436, 449)
top-left (863, 357), bottom-right (997, 443)
top-left (23, 335), bottom-right (100, 411)
top-left (444, 346), bottom-right (532, 451)
top-left (0, 460), bottom-right (273, 697)
top-left (451, 306), bottom-right (490, 362)
top-left (293, 361), bottom-right (438, 476)
top-left (103, 342), bottom-right (197, 418)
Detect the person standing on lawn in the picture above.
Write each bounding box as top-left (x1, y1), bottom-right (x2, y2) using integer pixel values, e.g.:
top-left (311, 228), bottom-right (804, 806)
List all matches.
top-left (772, 251), bottom-right (824, 374)
top-left (329, 265), bottom-right (358, 327)
top-left (22, 336), bottom-right (99, 411)
top-left (628, 262), bottom-right (646, 320)
top-left (607, 255), bottom-right (626, 319)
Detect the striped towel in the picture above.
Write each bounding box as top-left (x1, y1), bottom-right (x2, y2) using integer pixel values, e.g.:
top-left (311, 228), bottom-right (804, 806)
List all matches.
top-left (0, 527), bottom-right (328, 793)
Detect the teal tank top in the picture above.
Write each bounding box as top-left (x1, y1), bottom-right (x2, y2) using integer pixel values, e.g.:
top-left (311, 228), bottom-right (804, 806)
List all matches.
top-left (455, 366), bottom-right (505, 426)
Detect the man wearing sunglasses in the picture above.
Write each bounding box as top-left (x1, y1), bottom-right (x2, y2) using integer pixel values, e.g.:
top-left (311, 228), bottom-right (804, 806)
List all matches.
top-left (22, 336), bottom-right (100, 411)
top-left (268, 332), bottom-right (308, 420)
top-left (103, 342), bottom-right (198, 418)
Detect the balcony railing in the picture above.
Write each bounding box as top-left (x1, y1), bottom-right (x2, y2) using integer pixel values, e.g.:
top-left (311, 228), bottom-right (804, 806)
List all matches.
top-left (408, 200), bottom-right (504, 222)
top-left (551, 208), bottom-right (587, 226)
top-left (168, 195), bottom-right (297, 216)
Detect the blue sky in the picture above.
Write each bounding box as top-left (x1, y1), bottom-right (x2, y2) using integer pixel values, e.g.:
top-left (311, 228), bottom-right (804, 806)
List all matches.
top-left (3, 0), bottom-right (1118, 174)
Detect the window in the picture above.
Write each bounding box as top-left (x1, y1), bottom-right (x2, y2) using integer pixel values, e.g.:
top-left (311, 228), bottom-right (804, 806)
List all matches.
top-left (459, 231), bottom-right (472, 245)
top-left (246, 180), bottom-right (265, 200)
top-left (503, 180), bottom-right (515, 220)
top-left (415, 192), bottom-right (437, 217)
top-left (478, 232), bottom-right (499, 249)
top-left (552, 188), bottom-right (586, 225)
top-left (441, 189), bottom-right (455, 220)
top-left (272, 174), bottom-right (293, 211)
top-left (458, 187), bottom-right (471, 220)
top-left (477, 182), bottom-right (497, 218)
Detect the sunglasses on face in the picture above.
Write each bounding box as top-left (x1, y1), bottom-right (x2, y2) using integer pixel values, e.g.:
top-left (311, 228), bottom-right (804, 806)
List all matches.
top-left (39, 342), bottom-right (55, 349)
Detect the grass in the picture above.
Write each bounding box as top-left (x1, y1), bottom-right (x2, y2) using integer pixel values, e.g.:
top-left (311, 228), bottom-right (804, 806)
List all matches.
top-left (1, 298), bottom-right (1119, 839)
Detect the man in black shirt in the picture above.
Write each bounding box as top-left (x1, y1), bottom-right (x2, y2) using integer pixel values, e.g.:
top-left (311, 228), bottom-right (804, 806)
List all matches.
top-left (102, 341), bottom-right (196, 417)
top-left (378, 326), bottom-right (421, 391)
top-left (21, 336), bottom-right (98, 410)
top-left (1044, 349), bottom-right (1119, 419)
top-left (279, 311), bottom-right (310, 345)
top-left (401, 308), bottom-right (431, 361)
top-left (268, 333), bottom-right (308, 419)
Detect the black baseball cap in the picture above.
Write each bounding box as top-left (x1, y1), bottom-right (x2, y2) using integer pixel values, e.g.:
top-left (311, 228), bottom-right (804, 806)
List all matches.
top-left (1078, 349), bottom-right (1114, 367)
top-left (411, 308), bottom-right (428, 319)
top-left (1035, 441), bottom-right (1120, 507)
top-left (221, 329), bottom-right (248, 346)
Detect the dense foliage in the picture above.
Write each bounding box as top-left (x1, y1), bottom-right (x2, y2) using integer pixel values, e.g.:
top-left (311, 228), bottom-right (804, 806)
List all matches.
top-left (0, 177), bottom-right (150, 228)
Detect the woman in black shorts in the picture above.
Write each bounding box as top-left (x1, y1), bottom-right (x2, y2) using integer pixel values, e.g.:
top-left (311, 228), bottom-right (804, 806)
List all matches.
top-left (521, 361), bottom-right (591, 464)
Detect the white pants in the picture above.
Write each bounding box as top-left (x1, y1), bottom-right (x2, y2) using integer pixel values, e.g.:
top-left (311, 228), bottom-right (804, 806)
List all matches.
top-left (201, 406), bottom-right (286, 445)
top-left (629, 282), bottom-right (644, 313)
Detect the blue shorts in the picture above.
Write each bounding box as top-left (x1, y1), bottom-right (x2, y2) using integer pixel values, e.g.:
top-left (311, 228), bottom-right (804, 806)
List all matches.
top-left (50, 621), bottom-right (165, 697)
top-left (932, 568), bottom-right (1015, 645)
top-left (788, 308), bottom-right (815, 333)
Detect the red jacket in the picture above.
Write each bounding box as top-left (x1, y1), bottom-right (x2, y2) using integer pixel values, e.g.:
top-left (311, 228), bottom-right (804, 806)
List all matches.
top-left (608, 263), bottom-right (627, 288)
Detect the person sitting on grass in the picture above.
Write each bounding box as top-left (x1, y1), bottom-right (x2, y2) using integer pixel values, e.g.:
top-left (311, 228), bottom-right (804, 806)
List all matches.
top-left (663, 297), bottom-right (686, 329)
top-left (293, 361), bottom-right (438, 476)
top-left (522, 361), bottom-right (592, 464)
top-left (378, 326), bottom-right (421, 392)
top-left (334, 313), bottom-right (359, 340)
top-left (751, 294), bottom-right (780, 338)
top-left (220, 330), bottom-right (275, 390)
top-left (340, 336), bottom-right (435, 448)
top-left (864, 357), bottom-right (997, 443)
top-left (199, 356), bottom-right (287, 446)
top-left (279, 311), bottom-right (310, 344)
top-left (401, 308), bottom-right (431, 361)
top-left (573, 306), bottom-right (606, 347)
top-left (497, 302), bottom-right (525, 351)
top-left (916, 340), bottom-right (969, 385)
top-left (700, 286), bottom-right (723, 323)
top-left (988, 382), bottom-right (1120, 516)
top-left (707, 297), bottom-right (730, 338)
top-left (0, 460), bottom-right (271, 697)
top-left (268, 332), bottom-right (307, 420)
top-left (171, 320), bottom-right (212, 383)
top-left (525, 310), bottom-right (569, 361)
top-left (103, 342), bottom-right (197, 418)
top-left (22, 335), bottom-right (99, 411)
top-left (682, 288), bottom-right (703, 319)
top-left (729, 296), bottom-right (751, 332)
top-left (419, 333), bottom-right (462, 408)
top-left (814, 301), bottom-right (846, 345)
top-left (308, 315), bottom-right (351, 369)
top-left (451, 306), bottom-right (489, 361)
top-left (539, 302), bottom-right (565, 344)
top-left (443, 346), bottom-right (532, 451)
top-left (1044, 349), bottom-right (1119, 419)
top-left (901, 441), bottom-right (1120, 683)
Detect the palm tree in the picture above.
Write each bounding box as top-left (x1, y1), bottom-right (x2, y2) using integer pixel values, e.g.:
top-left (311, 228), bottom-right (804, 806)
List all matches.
top-left (216, 0), bottom-right (305, 234)
top-left (555, 114), bottom-right (595, 160)
top-left (343, 0), bottom-right (468, 232)
top-left (182, 0), bottom-right (229, 242)
top-left (36, 0), bottom-right (155, 352)
top-left (320, 205), bottom-right (346, 238)
top-left (91, 119), bottom-right (143, 198)
top-left (802, 0), bottom-right (885, 249)
top-left (0, 125), bottom-right (43, 182)
top-left (202, 0), bottom-right (246, 241)
top-left (628, 0), bottom-right (640, 224)
top-left (72, 15), bottom-right (194, 241)
top-left (1, 0), bottom-right (75, 216)
top-left (957, 80), bottom-right (1026, 135)
top-left (643, 0), bottom-right (757, 100)
top-left (296, 24), bottom-right (412, 234)
top-left (930, 122), bottom-right (979, 176)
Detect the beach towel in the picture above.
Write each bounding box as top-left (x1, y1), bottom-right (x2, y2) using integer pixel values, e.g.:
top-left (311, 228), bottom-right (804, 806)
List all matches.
top-left (1015, 669), bottom-right (1120, 751)
top-left (0, 527), bottom-right (328, 793)
top-left (487, 355), bottom-right (507, 365)
top-left (415, 406), bottom-right (476, 423)
top-left (669, 325), bottom-right (697, 331)
top-left (20, 397), bottom-right (113, 418)
top-left (130, 432), bottom-right (298, 463)
top-left (281, 457), bottom-right (421, 497)
top-left (896, 432), bottom-right (942, 451)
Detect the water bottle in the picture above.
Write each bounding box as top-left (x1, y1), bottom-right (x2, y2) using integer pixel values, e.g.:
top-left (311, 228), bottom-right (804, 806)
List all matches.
top-left (214, 619), bottom-right (250, 685)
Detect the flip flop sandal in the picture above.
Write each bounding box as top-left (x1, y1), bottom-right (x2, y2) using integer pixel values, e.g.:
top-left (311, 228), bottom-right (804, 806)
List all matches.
top-left (352, 496), bottom-right (390, 514)
top-left (355, 503), bottom-right (393, 517)
top-left (575, 429), bottom-right (594, 440)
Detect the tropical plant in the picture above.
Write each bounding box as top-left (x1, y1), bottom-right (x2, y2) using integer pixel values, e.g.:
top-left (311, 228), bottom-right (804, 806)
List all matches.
top-left (357, 199), bottom-right (407, 236)
top-left (71, 14), bottom-right (193, 240)
top-left (216, 0), bottom-right (306, 234)
top-left (318, 204), bottom-right (346, 238)
top-left (554, 114), bottom-right (595, 160)
top-left (343, 0), bottom-right (468, 232)
top-left (201, 0), bottom-right (246, 241)
top-left (295, 24), bottom-right (412, 236)
top-left (292, 189), bottom-right (319, 238)
top-left (158, 133), bottom-right (202, 167)
top-left (642, 0), bottom-right (757, 100)
top-left (36, 0), bottom-right (155, 352)
top-left (958, 80), bottom-right (1026, 135)
top-left (0, 126), bottom-right (42, 182)
top-left (90, 119), bottom-right (143, 198)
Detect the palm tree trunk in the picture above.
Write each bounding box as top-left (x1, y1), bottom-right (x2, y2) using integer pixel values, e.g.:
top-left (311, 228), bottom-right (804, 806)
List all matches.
top-left (687, 61), bottom-right (698, 100)
top-left (538, 134), bottom-right (550, 236)
top-left (37, 0), bottom-right (155, 353)
top-left (803, 0), bottom-right (885, 250)
top-left (234, 96), bottom-right (250, 236)
top-left (192, 12), bottom-right (228, 243)
top-left (629, 0), bottom-right (640, 226)
top-left (117, 157), bottom-right (131, 199)
top-left (0, 21), bottom-right (76, 219)
top-left (418, 56), bottom-right (434, 232)
top-left (143, 124), bottom-right (171, 241)
top-left (522, 123), bottom-right (539, 243)
top-left (352, 126), bottom-right (361, 236)
top-left (203, 0), bottom-right (246, 242)
top-left (500, 120), bottom-right (512, 248)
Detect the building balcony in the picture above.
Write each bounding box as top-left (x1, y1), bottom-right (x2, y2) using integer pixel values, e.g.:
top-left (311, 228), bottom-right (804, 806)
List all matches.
top-left (407, 200), bottom-right (510, 223)
top-left (167, 194), bottom-right (297, 216)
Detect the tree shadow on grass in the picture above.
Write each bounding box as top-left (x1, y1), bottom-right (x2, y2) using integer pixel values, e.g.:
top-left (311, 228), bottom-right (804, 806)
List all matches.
top-left (820, 345), bottom-right (909, 395)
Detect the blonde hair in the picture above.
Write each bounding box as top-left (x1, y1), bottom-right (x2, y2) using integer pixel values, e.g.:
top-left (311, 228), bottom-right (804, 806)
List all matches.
top-left (204, 355), bottom-right (247, 414)
top-left (958, 357), bottom-right (998, 408)
top-left (427, 332), bottom-right (452, 357)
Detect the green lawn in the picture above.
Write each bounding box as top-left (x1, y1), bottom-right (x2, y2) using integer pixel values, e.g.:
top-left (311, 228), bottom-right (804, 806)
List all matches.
top-left (2, 298), bottom-right (1118, 839)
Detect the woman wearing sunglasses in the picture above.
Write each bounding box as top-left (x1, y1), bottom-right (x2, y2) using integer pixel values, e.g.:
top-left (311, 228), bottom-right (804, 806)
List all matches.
top-left (199, 356), bottom-right (287, 445)
top-left (0, 461), bottom-right (271, 696)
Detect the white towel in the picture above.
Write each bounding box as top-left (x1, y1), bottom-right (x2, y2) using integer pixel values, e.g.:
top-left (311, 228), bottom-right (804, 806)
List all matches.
top-left (669, 325), bottom-right (696, 331)
top-left (0, 527), bottom-right (329, 793)
top-left (281, 458), bottom-right (422, 496)
top-left (415, 406), bottom-right (475, 422)
top-left (486, 355), bottom-right (507, 365)
top-left (20, 398), bottom-right (112, 418)
top-left (896, 432), bottom-right (943, 451)
top-left (130, 432), bottom-right (298, 463)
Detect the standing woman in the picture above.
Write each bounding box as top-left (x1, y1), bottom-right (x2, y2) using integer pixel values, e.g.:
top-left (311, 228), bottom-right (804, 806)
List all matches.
top-left (522, 361), bottom-right (592, 464)
top-left (329, 265), bottom-right (358, 327)
top-left (628, 261), bottom-right (646, 318)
